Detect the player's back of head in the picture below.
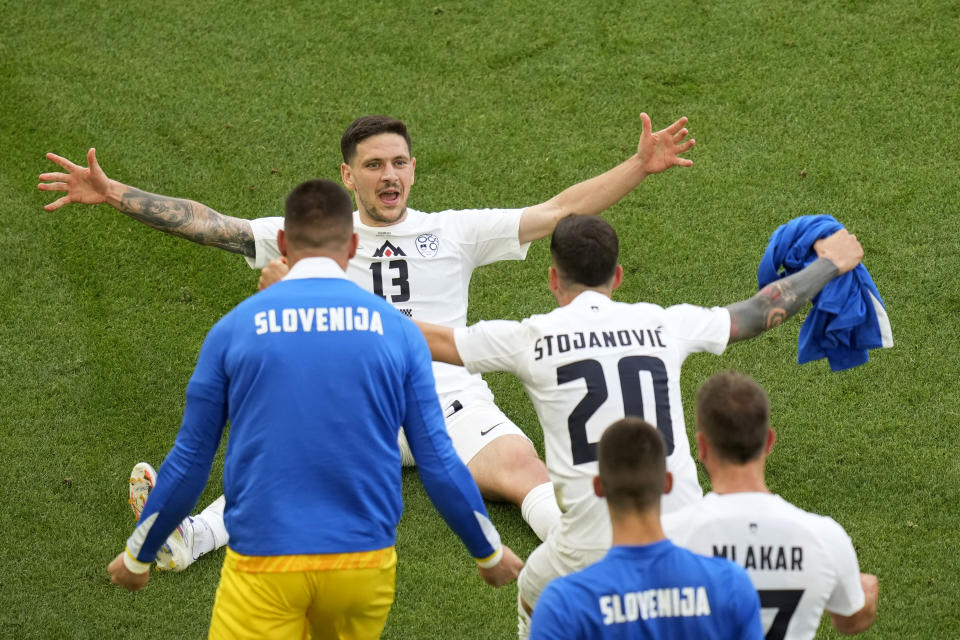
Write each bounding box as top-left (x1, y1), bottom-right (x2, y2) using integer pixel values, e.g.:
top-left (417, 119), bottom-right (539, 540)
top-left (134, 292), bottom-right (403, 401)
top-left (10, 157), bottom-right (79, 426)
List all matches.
top-left (341, 115), bottom-right (412, 164)
top-left (695, 370), bottom-right (770, 463)
top-left (284, 179), bottom-right (354, 253)
top-left (598, 417), bottom-right (665, 513)
top-left (550, 215), bottom-right (619, 288)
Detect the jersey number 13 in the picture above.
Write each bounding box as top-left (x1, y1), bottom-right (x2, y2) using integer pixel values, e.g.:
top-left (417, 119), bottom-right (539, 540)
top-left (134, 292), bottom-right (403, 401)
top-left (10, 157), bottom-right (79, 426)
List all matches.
top-left (370, 260), bottom-right (410, 303)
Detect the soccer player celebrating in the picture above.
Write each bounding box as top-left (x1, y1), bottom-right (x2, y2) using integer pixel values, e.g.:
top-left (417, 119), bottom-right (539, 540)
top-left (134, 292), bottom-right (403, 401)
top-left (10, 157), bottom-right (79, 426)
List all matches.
top-left (107, 179), bottom-right (522, 639)
top-left (39, 112), bottom-right (695, 562)
top-left (661, 371), bottom-right (879, 639)
top-left (529, 418), bottom-right (764, 639)
top-left (414, 215), bottom-right (864, 637)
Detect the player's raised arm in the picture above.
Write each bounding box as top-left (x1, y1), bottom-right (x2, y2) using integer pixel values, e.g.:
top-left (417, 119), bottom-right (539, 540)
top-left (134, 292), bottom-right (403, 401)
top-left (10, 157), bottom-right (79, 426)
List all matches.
top-left (517, 113), bottom-right (695, 245)
top-left (726, 229), bottom-right (864, 343)
top-left (413, 319), bottom-right (464, 366)
top-left (39, 148), bottom-right (256, 257)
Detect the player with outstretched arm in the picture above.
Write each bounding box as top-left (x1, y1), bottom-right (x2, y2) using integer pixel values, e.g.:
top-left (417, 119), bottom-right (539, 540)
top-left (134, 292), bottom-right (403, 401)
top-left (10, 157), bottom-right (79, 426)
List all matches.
top-left (414, 214), bottom-right (864, 637)
top-left (40, 112), bottom-right (695, 568)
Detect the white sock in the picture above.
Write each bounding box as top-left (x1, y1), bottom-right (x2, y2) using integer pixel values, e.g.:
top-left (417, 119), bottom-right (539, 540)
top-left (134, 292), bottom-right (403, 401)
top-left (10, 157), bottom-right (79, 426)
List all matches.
top-left (521, 482), bottom-right (561, 542)
top-left (190, 495), bottom-right (229, 560)
top-left (397, 428), bottom-right (416, 467)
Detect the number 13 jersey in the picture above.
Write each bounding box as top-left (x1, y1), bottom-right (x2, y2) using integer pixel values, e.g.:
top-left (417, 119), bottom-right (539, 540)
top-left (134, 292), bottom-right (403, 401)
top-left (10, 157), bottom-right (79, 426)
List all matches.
top-left (246, 208), bottom-right (529, 397)
top-left (454, 289), bottom-right (730, 549)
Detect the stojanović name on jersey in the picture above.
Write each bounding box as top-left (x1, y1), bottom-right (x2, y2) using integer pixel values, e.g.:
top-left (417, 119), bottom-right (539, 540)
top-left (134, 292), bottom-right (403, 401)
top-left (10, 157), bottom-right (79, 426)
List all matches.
top-left (534, 328), bottom-right (666, 361)
top-left (254, 307), bottom-right (384, 335)
top-left (599, 586), bottom-right (711, 626)
top-left (712, 544), bottom-right (803, 571)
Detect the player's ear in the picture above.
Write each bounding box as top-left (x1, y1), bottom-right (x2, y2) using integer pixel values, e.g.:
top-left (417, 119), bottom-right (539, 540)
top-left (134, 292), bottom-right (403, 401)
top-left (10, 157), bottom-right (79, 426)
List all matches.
top-left (765, 428), bottom-right (776, 455)
top-left (695, 431), bottom-right (708, 463)
top-left (663, 471), bottom-right (673, 496)
top-left (549, 266), bottom-right (559, 292)
top-left (409, 156), bottom-right (416, 185)
top-left (347, 233), bottom-right (359, 260)
top-left (341, 162), bottom-right (354, 190)
top-left (610, 265), bottom-right (624, 292)
top-left (592, 475), bottom-right (605, 498)
top-left (278, 229), bottom-right (288, 257)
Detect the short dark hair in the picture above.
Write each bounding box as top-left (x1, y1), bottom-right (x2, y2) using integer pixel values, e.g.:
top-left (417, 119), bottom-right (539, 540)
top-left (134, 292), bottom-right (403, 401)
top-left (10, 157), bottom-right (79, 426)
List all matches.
top-left (340, 115), bottom-right (412, 164)
top-left (284, 179), bottom-right (354, 251)
top-left (598, 417), bottom-right (666, 513)
top-left (695, 371), bottom-right (770, 463)
top-left (550, 216), bottom-right (619, 287)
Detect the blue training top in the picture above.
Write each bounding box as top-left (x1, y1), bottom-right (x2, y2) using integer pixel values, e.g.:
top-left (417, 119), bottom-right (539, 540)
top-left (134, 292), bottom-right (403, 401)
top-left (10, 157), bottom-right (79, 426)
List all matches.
top-left (530, 540), bottom-right (763, 640)
top-left (757, 214), bottom-right (892, 371)
top-left (127, 257), bottom-right (499, 563)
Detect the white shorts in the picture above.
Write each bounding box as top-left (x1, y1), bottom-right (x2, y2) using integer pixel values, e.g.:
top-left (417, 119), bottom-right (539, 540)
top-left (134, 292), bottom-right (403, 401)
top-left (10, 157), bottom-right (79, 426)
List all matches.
top-left (398, 387), bottom-right (530, 466)
top-left (518, 531), bottom-right (607, 610)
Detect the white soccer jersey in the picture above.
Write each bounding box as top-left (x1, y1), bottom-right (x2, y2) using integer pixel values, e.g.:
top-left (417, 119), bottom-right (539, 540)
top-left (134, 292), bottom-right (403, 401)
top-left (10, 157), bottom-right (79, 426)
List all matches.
top-left (662, 492), bottom-right (866, 640)
top-left (454, 290), bottom-right (730, 549)
top-left (246, 208), bottom-right (529, 395)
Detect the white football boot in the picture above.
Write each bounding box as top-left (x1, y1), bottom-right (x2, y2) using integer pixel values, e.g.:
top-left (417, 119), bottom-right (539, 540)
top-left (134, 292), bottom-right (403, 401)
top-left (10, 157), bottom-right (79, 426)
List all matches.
top-left (127, 461), bottom-right (196, 571)
top-left (128, 462), bottom-right (156, 520)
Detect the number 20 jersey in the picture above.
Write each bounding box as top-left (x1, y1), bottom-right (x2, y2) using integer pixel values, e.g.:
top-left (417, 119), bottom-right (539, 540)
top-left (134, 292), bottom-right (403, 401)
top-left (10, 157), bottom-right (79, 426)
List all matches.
top-left (246, 208), bottom-right (529, 396)
top-left (454, 290), bottom-right (730, 549)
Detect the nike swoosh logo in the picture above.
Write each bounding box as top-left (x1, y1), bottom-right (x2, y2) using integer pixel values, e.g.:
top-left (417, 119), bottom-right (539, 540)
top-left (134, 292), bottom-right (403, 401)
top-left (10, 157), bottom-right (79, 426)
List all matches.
top-left (480, 422), bottom-right (506, 436)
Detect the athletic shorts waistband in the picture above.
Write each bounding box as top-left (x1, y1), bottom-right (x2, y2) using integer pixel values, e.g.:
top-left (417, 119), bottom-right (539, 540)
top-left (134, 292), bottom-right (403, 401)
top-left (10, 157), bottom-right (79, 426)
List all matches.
top-left (224, 546), bottom-right (397, 573)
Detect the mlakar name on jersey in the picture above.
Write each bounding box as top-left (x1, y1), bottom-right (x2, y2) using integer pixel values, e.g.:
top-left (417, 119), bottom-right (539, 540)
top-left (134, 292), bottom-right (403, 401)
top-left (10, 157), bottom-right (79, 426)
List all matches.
top-left (534, 328), bottom-right (666, 361)
top-left (253, 307), bottom-right (385, 336)
top-left (599, 586), bottom-right (712, 626)
top-left (712, 544), bottom-right (803, 571)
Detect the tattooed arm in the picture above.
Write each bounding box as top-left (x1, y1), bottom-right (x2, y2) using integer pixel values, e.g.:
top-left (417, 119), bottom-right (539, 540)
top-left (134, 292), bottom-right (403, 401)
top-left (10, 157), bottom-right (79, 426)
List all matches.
top-left (725, 229), bottom-right (863, 343)
top-left (114, 187), bottom-right (255, 256)
top-left (39, 148), bottom-right (255, 257)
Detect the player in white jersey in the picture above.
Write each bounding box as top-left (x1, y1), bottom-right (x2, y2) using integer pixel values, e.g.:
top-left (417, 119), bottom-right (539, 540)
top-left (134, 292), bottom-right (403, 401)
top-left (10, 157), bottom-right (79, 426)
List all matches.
top-left (39, 112), bottom-right (696, 563)
top-left (414, 215), bottom-right (865, 637)
top-left (661, 371), bottom-right (878, 639)
top-left (247, 207), bottom-right (532, 432)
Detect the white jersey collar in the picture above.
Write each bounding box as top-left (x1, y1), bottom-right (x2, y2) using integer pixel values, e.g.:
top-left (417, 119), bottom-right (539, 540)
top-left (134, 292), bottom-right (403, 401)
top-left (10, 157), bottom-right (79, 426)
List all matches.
top-left (352, 208), bottom-right (424, 234)
top-left (569, 289), bottom-right (612, 307)
top-left (283, 256), bottom-right (349, 280)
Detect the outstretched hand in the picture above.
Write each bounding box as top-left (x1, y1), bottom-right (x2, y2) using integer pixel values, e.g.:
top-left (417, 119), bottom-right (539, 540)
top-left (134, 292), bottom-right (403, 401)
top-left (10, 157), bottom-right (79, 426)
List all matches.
top-left (38, 148), bottom-right (111, 211)
top-left (636, 113), bottom-right (695, 175)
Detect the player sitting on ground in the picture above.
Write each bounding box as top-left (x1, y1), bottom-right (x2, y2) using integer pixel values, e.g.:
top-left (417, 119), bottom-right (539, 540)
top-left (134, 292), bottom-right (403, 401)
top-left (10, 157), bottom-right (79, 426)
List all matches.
top-left (529, 418), bottom-right (763, 639)
top-left (662, 370), bottom-right (879, 639)
top-left (40, 112), bottom-right (695, 568)
top-left (414, 214), bottom-right (864, 637)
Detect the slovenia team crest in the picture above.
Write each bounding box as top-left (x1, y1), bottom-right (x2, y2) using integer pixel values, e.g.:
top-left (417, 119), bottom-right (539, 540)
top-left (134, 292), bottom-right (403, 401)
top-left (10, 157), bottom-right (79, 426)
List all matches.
top-left (416, 233), bottom-right (440, 258)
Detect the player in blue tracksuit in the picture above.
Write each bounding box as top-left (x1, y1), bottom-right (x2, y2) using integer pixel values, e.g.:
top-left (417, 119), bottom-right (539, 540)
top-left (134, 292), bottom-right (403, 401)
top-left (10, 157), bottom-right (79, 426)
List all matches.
top-left (107, 179), bottom-right (522, 639)
top-left (529, 418), bottom-right (762, 640)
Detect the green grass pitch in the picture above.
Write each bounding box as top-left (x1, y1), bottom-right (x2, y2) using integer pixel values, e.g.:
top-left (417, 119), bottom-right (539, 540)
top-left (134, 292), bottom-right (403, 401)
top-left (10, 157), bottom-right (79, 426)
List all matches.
top-left (1, 0), bottom-right (958, 637)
